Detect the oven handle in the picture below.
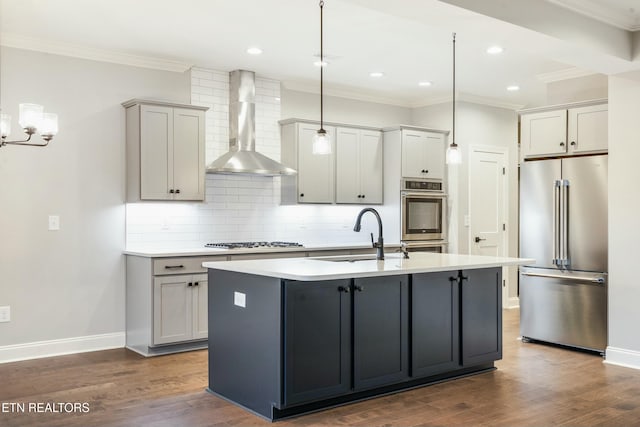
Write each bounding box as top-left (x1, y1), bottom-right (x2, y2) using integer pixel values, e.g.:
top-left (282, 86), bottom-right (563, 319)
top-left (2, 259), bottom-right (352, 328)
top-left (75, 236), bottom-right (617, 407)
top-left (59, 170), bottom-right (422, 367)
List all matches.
top-left (401, 192), bottom-right (447, 199)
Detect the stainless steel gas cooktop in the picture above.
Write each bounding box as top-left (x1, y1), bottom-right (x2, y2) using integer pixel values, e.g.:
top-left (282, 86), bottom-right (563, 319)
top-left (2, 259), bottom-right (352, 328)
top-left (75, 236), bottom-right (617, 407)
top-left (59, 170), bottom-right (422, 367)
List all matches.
top-left (204, 241), bottom-right (304, 250)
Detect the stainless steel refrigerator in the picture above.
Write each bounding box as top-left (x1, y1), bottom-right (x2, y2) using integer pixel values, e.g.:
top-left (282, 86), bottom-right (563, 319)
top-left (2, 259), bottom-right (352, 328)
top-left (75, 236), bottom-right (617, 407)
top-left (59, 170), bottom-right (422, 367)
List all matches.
top-left (519, 155), bottom-right (607, 353)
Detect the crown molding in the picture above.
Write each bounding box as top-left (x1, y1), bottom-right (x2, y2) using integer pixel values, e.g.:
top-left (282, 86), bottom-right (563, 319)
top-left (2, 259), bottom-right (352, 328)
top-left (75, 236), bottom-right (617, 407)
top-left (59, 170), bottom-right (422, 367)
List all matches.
top-left (536, 67), bottom-right (598, 83)
top-left (0, 33), bottom-right (192, 73)
top-left (547, 0), bottom-right (640, 31)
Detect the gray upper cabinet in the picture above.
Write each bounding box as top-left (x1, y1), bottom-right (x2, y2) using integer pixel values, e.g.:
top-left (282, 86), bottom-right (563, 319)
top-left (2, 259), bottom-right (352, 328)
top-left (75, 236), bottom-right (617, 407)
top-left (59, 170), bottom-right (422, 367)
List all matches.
top-left (280, 119), bottom-right (384, 205)
top-left (124, 99), bottom-right (208, 202)
top-left (520, 102), bottom-right (607, 159)
top-left (336, 127), bottom-right (383, 204)
top-left (281, 121), bottom-right (335, 204)
top-left (400, 129), bottom-right (445, 180)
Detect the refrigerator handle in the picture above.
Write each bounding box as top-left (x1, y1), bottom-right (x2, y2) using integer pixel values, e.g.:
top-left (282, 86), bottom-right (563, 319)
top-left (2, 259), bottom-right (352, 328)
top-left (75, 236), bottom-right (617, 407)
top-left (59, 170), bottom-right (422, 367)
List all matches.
top-left (561, 179), bottom-right (570, 266)
top-left (552, 180), bottom-right (560, 265)
top-left (521, 271), bottom-right (605, 284)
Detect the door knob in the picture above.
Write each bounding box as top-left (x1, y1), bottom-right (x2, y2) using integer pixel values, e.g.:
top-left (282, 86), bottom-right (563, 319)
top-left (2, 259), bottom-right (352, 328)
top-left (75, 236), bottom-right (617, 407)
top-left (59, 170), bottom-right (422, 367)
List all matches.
top-left (474, 236), bottom-right (486, 243)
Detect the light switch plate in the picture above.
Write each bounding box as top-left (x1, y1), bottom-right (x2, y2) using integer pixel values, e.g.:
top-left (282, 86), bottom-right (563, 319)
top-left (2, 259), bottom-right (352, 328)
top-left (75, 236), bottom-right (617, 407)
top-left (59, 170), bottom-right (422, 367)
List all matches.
top-left (48, 215), bottom-right (60, 231)
top-left (0, 306), bottom-right (10, 323)
top-left (234, 292), bottom-right (246, 308)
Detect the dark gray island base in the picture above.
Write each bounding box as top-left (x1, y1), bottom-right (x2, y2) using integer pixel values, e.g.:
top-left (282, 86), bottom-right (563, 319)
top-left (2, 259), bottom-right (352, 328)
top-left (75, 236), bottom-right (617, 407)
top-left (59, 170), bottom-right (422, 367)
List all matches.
top-left (206, 266), bottom-right (502, 421)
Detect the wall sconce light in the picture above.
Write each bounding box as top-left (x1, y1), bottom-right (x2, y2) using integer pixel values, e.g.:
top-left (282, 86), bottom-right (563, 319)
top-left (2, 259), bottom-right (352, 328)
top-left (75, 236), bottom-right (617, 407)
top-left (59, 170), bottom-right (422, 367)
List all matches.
top-left (0, 103), bottom-right (59, 148)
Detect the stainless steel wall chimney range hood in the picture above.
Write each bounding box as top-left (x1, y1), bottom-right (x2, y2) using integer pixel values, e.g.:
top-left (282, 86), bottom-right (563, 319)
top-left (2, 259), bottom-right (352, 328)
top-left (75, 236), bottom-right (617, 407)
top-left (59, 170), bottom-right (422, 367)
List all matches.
top-left (206, 70), bottom-right (296, 176)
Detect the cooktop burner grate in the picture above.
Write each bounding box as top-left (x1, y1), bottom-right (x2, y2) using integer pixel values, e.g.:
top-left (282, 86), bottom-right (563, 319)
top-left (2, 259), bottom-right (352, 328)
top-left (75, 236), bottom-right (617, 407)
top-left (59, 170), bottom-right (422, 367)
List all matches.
top-left (205, 241), bottom-right (304, 249)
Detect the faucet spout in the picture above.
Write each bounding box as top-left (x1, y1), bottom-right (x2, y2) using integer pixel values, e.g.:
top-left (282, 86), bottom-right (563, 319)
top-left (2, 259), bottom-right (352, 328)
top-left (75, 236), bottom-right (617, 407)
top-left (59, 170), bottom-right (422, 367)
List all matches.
top-left (353, 208), bottom-right (384, 260)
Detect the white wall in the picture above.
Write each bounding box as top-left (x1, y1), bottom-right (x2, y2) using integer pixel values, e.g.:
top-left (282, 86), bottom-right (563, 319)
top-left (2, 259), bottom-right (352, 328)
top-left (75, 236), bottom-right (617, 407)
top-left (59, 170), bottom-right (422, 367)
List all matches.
top-left (546, 74), bottom-right (608, 105)
top-left (412, 101), bottom-right (519, 303)
top-left (606, 72), bottom-right (640, 369)
top-left (281, 87), bottom-right (412, 127)
top-left (0, 47), bottom-right (189, 355)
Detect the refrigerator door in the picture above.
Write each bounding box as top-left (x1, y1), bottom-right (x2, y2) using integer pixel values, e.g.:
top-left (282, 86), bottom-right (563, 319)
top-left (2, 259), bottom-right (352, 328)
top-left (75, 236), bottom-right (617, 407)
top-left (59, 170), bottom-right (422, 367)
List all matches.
top-left (520, 267), bottom-right (607, 352)
top-left (562, 155), bottom-right (608, 273)
top-left (519, 159), bottom-right (561, 269)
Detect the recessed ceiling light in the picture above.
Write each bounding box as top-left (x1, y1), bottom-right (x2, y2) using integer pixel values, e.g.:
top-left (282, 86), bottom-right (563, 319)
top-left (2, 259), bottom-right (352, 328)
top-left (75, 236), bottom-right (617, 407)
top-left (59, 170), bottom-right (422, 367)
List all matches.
top-left (247, 47), bottom-right (262, 55)
top-left (369, 71), bottom-right (384, 78)
top-left (486, 46), bottom-right (504, 55)
top-left (418, 81), bottom-right (433, 87)
top-left (314, 60), bottom-right (328, 67)
top-left (506, 85), bottom-right (520, 91)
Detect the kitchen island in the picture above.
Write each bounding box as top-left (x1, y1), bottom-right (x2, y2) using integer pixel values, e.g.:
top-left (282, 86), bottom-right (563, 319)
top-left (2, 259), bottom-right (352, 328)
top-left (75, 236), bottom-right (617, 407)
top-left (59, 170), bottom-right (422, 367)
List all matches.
top-left (203, 252), bottom-right (531, 421)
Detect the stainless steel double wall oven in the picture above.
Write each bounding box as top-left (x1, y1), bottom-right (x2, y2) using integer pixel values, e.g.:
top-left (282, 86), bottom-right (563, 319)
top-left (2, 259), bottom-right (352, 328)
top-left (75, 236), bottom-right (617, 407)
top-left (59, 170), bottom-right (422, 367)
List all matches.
top-left (400, 178), bottom-right (447, 252)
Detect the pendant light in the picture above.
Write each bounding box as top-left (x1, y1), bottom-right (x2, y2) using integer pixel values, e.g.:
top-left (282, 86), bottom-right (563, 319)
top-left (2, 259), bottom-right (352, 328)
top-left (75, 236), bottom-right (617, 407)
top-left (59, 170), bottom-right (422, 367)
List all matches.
top-left (312, 0), bottom-right (331, 155)
top-left (446, 32), bottom-right (462, 165)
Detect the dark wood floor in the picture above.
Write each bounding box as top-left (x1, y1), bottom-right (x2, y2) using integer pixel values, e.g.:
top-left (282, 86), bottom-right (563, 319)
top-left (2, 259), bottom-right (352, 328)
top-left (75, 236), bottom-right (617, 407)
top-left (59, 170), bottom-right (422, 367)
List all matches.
top-left (2, 309), bottom-right (640, 427)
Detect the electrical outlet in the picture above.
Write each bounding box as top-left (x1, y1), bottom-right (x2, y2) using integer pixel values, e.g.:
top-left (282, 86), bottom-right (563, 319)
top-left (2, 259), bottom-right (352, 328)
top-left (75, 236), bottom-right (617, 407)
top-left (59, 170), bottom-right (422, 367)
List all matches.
top-left (0, 306), bottom-right (10, 323)
top-left (48, 215), bottom-right (60, 231)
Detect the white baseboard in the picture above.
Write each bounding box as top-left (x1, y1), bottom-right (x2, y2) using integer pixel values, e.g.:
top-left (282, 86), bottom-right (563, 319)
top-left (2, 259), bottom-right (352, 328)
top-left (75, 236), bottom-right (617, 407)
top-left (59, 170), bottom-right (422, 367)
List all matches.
top-left (604, 346), bottom-right (640, 370)
top-left (0, 332), bottom-right (125, 364)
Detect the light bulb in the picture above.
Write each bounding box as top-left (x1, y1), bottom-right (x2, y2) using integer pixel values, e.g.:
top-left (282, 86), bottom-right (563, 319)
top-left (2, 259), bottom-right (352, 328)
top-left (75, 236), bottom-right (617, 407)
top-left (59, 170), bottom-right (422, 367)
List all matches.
top-left (446, 144), bottom-right (462, 165)
top-left (0, 114), bottom-right (11, 137)
top-left (312, 130), bottom-right (332, 155)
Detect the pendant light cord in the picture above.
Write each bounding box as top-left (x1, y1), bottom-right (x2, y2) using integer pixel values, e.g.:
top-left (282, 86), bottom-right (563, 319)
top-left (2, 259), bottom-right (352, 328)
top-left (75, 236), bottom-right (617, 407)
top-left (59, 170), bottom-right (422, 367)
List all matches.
top-left (452, 32), bottom-right (456, 148)
top-left (320, 0), bottom-right (325, 131)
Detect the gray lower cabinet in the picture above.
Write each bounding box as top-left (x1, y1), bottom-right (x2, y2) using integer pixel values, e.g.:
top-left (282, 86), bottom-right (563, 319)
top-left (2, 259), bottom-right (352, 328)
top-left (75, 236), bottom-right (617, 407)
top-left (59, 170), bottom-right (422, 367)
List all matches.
top-left (283, 275), bottom-right (409, 406)
top-left (412, 271), bottom-right (460, 377)
top-left (461, 268), bottom-right (502, 366)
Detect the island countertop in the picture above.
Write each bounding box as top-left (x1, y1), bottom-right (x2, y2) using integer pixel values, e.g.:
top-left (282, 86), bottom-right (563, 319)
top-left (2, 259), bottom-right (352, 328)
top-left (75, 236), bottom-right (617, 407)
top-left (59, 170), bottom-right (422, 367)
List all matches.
top-left (203, 252), bottom-right (533, 281)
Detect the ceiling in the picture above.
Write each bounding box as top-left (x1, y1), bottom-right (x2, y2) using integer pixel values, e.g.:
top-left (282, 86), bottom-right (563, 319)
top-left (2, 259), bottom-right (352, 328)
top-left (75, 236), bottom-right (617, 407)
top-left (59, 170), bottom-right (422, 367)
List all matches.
top-left (1, 0), bottom-right (640, 109)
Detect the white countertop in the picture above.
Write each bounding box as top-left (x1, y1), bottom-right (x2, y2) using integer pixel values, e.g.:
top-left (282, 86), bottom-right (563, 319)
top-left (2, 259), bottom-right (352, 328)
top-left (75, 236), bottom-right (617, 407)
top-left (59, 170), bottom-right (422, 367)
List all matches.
top-left (202, 252), bottom-right (534, 281)
top-left (123, 242), bottom-right (402, 258)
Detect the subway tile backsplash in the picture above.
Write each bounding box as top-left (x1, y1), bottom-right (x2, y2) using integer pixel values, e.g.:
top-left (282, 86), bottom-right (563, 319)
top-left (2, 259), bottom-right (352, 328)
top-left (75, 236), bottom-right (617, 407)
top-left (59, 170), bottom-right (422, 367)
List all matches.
top-left (125, 67), bottom-right (380, 249)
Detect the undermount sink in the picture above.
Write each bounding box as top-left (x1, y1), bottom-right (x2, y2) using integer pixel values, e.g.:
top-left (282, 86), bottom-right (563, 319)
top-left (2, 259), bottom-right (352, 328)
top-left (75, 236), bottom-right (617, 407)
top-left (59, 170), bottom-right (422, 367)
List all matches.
top-left (312, 254), bottom-right (398, 262)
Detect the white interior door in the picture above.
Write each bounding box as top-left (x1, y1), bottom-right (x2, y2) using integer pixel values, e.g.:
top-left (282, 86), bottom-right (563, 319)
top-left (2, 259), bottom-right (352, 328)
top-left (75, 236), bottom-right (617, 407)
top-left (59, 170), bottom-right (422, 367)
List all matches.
top-left (469, 147), bottom-right (508, 303)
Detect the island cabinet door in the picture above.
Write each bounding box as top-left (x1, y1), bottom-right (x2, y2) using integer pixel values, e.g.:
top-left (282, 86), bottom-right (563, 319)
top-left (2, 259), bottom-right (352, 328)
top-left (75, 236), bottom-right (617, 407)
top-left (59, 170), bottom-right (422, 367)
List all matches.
top-left (353, 275), bottom-right (409, 391)
top-left (461, 268), bottom-right (503, 366)
top-left (283, 280), bottom-right (351, 407)
top-left (411, 271), bottom-right (460, 377)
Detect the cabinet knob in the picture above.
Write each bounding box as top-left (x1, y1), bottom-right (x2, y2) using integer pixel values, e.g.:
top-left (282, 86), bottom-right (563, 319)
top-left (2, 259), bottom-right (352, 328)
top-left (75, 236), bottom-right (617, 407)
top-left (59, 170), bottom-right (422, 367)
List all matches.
top-left (338, 286), bottom-right (350, 293)
top-left (188, 282), bottom-right (193, 287)
top-left (362, 194), bottom-right (365, 199)
top-left (449, 276), bottom-right (458, 283)
top-left (424, 170), bottom-right (429, 174)
top-left (357, 195), bottom-right (361, 198)
top-left (570, 141), bottom-right (576, 146)
top-left (175, 189), bottom-right (181, 194)
top-left (560, 142), bottom-right (565, 147)
top-left (169, 189), bottom-right (175, 194)
top-left (300, 193), bottom-right (304, 197)
top-left (354, 285), bottom-right (364, 292)
top-left (194, 281), bottom-right (199, 286)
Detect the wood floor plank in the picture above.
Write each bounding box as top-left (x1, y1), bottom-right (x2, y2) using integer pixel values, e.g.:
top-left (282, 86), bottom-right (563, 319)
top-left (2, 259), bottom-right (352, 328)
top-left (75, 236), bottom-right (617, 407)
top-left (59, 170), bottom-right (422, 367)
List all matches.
top-left (2, 309), bottom-right (640, 426)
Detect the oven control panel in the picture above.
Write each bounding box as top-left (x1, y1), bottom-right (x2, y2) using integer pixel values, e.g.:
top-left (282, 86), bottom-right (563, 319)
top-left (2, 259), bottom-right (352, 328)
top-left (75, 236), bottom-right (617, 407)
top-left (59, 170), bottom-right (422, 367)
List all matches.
top-left (402, 179), bottom-right (442, 191)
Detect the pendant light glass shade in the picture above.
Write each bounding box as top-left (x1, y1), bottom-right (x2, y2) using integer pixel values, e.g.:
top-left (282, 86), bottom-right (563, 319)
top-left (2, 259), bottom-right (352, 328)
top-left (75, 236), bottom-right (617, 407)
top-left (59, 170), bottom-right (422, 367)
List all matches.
top-left (313, 129), bottom-right (332, 155)
top-left (19, 103), bottom-right (44, 131)
top-left (446, 144), bottom-right (461, 164)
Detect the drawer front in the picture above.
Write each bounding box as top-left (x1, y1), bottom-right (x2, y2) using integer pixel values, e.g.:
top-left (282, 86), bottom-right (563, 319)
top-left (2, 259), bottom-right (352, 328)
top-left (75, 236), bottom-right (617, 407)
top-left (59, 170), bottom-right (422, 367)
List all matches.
top-left (154, 256), bottom-right (227, 275)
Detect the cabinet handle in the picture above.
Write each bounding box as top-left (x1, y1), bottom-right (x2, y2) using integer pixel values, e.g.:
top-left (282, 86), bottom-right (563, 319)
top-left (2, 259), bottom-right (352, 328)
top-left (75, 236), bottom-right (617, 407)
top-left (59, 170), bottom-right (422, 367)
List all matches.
top-left (570, 141), bottom-right (576, 146)
top-left (560, 142), bottom-right (565, 147)
top-left (338, 285), bottom-right (350, 293)
top-left (175, 189), bottom-right (181, 194)
top-left (188, 282), bottom-right (193, 287)
top-left (354, 285), bottom-right (364, 292)
top-left (164, 265), bottom-right (185, 269)
top-left (460, 275), bottom-right (468, 282)
top-left (449, 276), bottom-right (458, 283)
top-left (169, 189), bottom-right (175, 194)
